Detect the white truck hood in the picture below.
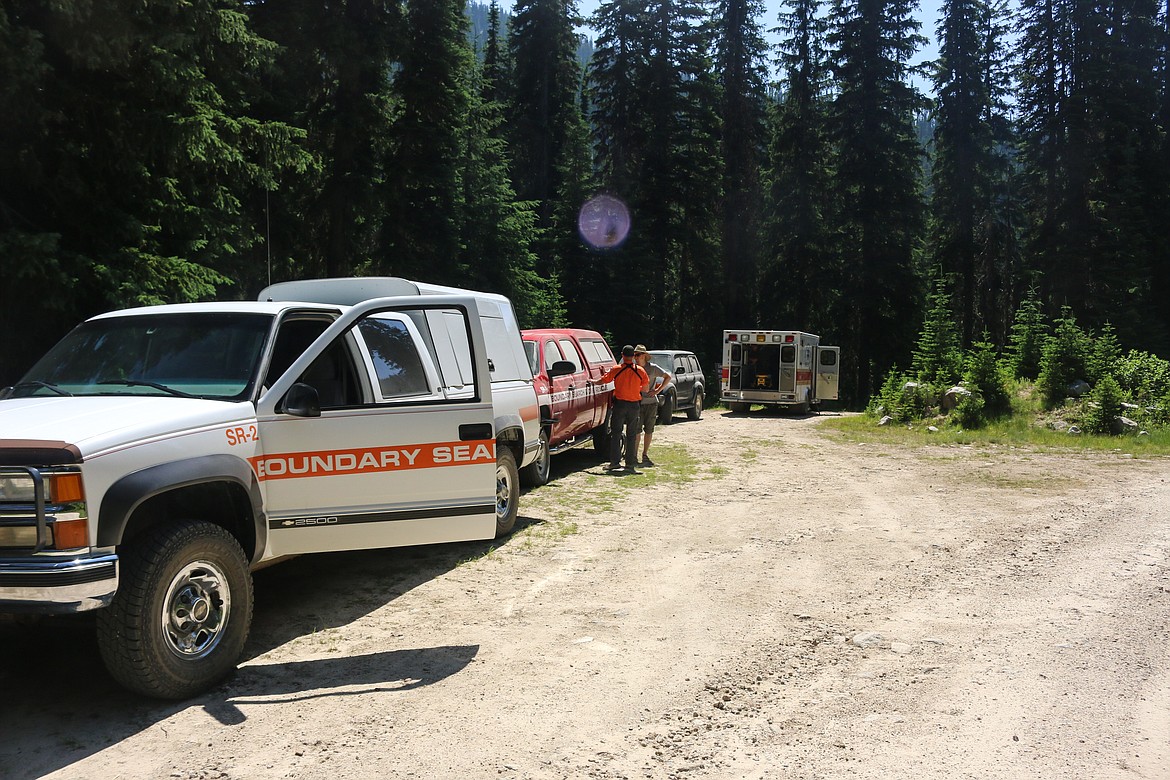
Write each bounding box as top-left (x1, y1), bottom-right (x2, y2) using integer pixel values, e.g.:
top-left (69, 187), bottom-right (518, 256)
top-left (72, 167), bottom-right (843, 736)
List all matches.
top-left (0, 396), bottom-right (255, 459)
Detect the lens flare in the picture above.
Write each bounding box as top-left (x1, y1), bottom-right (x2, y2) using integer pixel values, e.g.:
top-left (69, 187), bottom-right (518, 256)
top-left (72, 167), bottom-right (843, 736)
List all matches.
top-left (577, 194), bottom-right (631, 249)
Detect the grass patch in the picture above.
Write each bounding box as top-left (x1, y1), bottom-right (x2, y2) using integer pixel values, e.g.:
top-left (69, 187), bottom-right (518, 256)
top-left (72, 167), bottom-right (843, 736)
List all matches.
top-left (821, 412), bottom-right (1170, 456)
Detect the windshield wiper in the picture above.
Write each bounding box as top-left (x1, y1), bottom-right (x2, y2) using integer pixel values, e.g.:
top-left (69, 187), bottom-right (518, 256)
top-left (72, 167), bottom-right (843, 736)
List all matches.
top-left (5, 380), bottom-right (74, 397)
top-left (95, 379), bottom-right (195, 398)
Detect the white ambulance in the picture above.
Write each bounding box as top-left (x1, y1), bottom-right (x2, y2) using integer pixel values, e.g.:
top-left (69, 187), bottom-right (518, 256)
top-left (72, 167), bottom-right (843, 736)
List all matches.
top-left (0, 277), bottom-right (540, 699)
top-left (720, 330), bottom-right (840, 413)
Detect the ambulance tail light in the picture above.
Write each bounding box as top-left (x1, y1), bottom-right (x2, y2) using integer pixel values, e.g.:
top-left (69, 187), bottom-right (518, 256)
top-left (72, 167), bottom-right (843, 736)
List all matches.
top-left (720, 366), bottom-right (730, 379)
top-left (727, 333), bottom-right (737, 341)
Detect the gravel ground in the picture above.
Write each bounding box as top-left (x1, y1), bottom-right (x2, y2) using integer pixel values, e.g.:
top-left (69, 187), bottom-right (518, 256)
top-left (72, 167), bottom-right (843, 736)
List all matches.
top-left (2, 410), bottom-right (1168, 780)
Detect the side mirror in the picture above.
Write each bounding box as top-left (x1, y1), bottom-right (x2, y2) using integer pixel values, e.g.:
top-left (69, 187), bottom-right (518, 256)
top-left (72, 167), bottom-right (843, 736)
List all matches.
top-left (548, 360), bottom-right (577, 379)
top-left (675, 366), bottom-right (685, 375)
top-left (283, 382), bottom-right (321, 418)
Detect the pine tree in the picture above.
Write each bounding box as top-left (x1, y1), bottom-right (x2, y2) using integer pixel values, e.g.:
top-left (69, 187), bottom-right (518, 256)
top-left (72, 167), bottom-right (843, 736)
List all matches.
top-left (911, 272), bottom-right (964, 386)
top-left (826, 0), bottom-right (929, 401)
top-left (715, 0), bottom-right (769, 327)
top-left (248, 0), bottom-right (399, 283)
top-left (1036, 306), bottom-right (1090, 408)
top-left (0, 0), bottom-right (306, 381)
top-left (381, 0), bottom-right (473, 280)
top-left (1005, 284), bottom-right (1049, 379)
top-left (929, 0), bottom-right (1017, 347)
top-left (507, 0), bottom-right (592, 283)
top-left (588, 0), bottom-right (724, 351)
top-left (762, 0), bottom-right (837, 336)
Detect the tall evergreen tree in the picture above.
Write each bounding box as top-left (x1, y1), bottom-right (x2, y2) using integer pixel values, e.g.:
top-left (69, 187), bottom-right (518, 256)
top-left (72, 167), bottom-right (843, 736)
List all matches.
top-left (381, 0), bottom-right (473, 280)
top-left (929, 0), bottom-right (1018, 347)
top-left (762, 0), bottom-right (838, 337)
top-left (507, 0), bottom-right (593, 308)
top-left (715, 0), bottom-right (769, 327)
top-left (0, 0), bottom-right (307, 382)
top-left (248, 0), bottom-right (399, 284)
top-left (827, 0), bottom-right (929, 401)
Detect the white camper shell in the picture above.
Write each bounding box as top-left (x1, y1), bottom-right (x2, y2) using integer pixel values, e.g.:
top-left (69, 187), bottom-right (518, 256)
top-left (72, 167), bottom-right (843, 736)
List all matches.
top-left (720, 330), bottom-right (840, 413)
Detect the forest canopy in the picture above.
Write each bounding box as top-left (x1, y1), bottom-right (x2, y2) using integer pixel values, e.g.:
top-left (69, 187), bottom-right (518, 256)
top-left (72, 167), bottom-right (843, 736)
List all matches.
top-left (1, 0), bottom-right (1167, 405)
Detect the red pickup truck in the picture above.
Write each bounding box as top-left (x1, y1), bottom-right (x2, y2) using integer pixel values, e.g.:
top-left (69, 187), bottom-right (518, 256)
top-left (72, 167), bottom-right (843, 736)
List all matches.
top-left (521, 328), bottom-right (616, 485)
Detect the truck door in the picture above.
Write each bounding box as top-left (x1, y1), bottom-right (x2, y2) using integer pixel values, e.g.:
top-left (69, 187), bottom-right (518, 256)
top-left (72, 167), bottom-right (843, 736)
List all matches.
top-left (815, 346), bottom-right (840, 401)
top-left (557, 337), bottom-right (591, 438)
top-left (542, 339), bottom-right (581, 441)
top-left (778, 344), bottom-right (797, 392)
top-left (254, 296), bottom-right (498, 555)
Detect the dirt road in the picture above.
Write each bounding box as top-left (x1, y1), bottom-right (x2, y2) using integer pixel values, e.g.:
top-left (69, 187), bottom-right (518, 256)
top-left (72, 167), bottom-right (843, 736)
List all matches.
top-left (3, 411), bottom-right (1168, 780)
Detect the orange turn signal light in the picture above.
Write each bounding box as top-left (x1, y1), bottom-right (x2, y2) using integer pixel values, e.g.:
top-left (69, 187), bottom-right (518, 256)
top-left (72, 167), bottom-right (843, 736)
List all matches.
top-left (49, 473), bottom-right (85, 504)
top-left (52, 518), bottom-right (89, 549)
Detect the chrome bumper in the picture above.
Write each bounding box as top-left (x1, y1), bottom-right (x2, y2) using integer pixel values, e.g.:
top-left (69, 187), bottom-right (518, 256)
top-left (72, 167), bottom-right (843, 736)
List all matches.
top-left (0, 553), bottom-right (118, 613)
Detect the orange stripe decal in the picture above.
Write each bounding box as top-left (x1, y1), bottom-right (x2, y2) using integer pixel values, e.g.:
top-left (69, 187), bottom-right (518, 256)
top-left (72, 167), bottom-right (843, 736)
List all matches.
top-left (520, 404), bottom-right (540, 422)
top-left (249, 440), bottom-right (495, 481)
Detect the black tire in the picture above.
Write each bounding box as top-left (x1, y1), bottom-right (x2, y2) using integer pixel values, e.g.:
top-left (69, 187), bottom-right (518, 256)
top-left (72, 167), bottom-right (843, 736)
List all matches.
top-left (657, 391), bottom-right (676, 425)
top-left (729, 401), bottom-right (750, 414)
top-left (521, 427), bottom-right (551, 487)
top-left (96, 519), bottom-right (252, 700)
top-left (687, 390), bottom-right (704, 421)
top-left (495, 446), bottom-right (520, 536)
top-left (592, 414), bottom-right (612, 454)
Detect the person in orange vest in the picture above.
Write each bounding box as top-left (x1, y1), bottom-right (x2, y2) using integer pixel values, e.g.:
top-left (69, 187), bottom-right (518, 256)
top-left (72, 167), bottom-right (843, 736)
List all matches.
top-left (590, 344), bottom-right (649, 473)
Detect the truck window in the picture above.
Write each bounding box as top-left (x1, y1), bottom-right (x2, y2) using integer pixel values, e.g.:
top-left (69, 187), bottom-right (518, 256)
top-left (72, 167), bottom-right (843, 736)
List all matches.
top-left (18, 312), bottom-right (272, 401)
top-left (557, 339), bottom-right (583, 372)
top-left (581, 339), bottom-right (613, 366)
top-left (820, 350), bottom-right (838, 366)
top-left (523, 340), bottom-right (539, 376)
top-left (265, 316), bottom-right (333, 390)
top-left (687, 355), bottom-right (701, 373)
top-left (358, 317), bottom-right (430, 399)
top-left (543, 340), bottom-right (564, 372)
top-left (781, 345), bottom-right (796, 363)
top-left (299, 338), bottom-right (363, 409)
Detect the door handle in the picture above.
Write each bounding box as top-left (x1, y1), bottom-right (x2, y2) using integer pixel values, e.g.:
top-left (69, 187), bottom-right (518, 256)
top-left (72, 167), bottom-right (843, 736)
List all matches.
top-left (459, 423), bottom-right (494, 441)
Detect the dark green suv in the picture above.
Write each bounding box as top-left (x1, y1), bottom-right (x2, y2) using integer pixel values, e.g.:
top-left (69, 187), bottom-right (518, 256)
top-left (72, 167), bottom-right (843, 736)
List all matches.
top-left (648, 350), bottom-right (705, 424)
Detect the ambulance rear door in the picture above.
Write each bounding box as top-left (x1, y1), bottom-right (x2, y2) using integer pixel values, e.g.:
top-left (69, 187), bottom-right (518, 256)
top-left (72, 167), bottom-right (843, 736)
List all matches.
top-left (815, 346), bottom-right (840, 401)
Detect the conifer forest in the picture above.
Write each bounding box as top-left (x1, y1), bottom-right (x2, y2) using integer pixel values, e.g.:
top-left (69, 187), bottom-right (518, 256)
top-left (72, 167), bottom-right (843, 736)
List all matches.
top-left (2, 0), bottom-right (1168, 405)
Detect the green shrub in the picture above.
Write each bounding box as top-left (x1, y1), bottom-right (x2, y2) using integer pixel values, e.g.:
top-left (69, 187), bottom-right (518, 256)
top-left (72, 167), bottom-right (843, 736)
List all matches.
top-left (951, 390), bottom-right (986, 429)
top-left (1086, 322), bottom-right (1123, 384)
top-left (963, 334), bottom-right (1011, 415)
top-left (911, 272), bottom-right (963, 386)
top-left (1113, 349), bottom-right (1170, 405)
top-left (1081, 374), bottom-right (1124, 434)
top-left (1005, 285), bottom-right (1049, 380)
top-left (869, 369), bottom-right (932, 422)
top-left (1037, 307), bottom-right (1091, 409)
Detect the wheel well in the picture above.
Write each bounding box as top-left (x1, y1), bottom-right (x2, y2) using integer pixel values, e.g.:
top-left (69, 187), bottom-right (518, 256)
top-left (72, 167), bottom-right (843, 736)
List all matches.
top-left (120, 482), bottom-right (257, 561)
top-left (496, 427), bottom-right (524, 464)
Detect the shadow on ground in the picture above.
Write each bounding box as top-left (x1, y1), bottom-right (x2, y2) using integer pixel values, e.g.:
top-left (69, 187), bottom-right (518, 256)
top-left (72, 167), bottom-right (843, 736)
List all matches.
top-left (0, 519), bottom-right (542, 779)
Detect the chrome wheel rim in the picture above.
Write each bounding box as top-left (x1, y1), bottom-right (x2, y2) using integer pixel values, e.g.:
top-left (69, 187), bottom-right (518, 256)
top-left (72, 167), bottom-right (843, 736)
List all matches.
top-left (496, 462), bottom-right (514, 518)
top-left (161, 560), bottom-right (231, 659)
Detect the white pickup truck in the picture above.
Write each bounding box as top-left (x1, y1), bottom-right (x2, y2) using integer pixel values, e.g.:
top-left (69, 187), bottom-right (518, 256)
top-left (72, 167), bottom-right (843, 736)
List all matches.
top-left (0, 277), bottom-right (540, 698)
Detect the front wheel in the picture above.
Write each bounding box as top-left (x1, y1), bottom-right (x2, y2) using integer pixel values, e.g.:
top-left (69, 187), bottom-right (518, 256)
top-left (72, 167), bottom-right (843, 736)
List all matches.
top-left (97, 519), bottom-right (253, 699)
top-left (521, 428), bottom-right (551, 487)
top-left (687, 391), bottom-right (704, 421)
top-left (657, 392), bottom-right (676, 425)
top-left (495, 447), bottom-right (520, 536)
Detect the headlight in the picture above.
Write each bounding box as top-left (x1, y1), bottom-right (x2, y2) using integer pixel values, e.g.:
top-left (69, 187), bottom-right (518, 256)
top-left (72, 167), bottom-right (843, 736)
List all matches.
top-left (0, 475), bottom-right (37, 502)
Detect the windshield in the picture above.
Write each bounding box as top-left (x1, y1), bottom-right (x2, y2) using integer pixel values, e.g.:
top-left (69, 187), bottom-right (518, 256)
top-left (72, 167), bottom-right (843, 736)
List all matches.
top-left (649, 353), bottom-right (672, 373)
top-left (12, 312), bottom-right (274, 401)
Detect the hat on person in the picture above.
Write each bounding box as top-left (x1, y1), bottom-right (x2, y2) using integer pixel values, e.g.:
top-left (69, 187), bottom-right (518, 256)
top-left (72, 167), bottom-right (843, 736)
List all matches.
top-left (621, 344), bottom-right (636, 357)
top-left (633, 344), bottom-right (648, 354)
